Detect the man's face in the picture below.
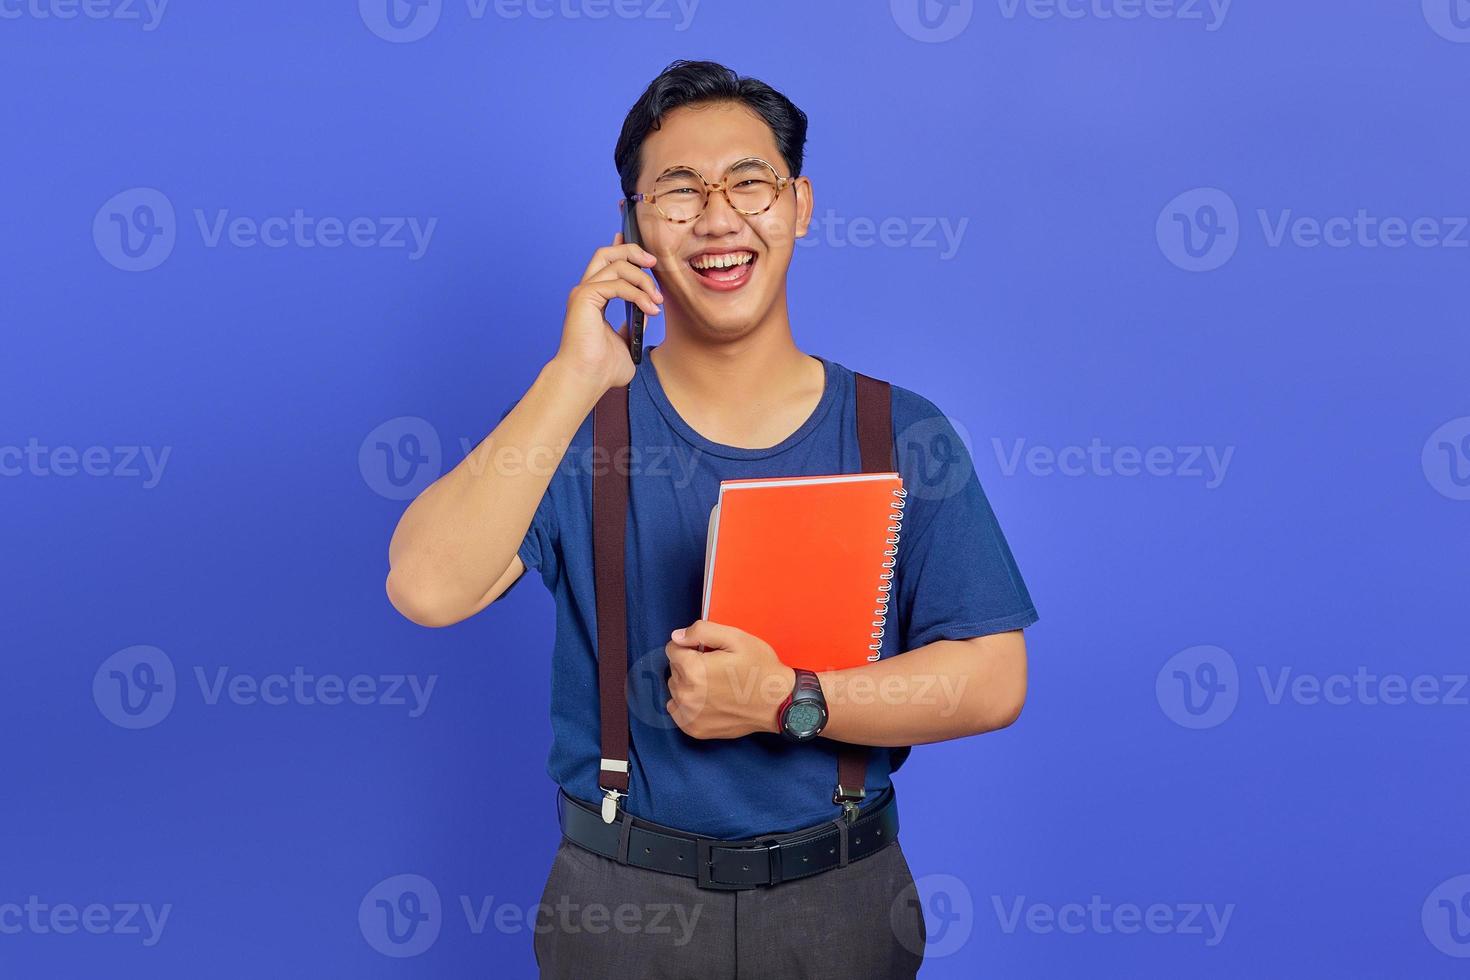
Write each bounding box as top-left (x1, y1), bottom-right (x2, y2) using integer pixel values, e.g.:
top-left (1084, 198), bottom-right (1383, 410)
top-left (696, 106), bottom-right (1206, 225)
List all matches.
top-left (634, 101), bottom-right (812, 339)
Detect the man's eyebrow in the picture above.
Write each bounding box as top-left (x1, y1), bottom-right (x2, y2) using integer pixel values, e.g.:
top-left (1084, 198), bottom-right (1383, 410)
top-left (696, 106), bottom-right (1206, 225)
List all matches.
top-left (654, 165), bottom-right (702, 180)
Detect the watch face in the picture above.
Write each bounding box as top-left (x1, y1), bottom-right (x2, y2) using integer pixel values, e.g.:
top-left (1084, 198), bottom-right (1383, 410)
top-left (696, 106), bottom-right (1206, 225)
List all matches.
top-left (785, 701), bottom-right (824, 739)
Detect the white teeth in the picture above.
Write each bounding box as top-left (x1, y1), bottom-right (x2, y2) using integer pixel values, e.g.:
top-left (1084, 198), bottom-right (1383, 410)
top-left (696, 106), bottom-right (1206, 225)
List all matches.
top-left (690, 251), bottom-right (754, 270)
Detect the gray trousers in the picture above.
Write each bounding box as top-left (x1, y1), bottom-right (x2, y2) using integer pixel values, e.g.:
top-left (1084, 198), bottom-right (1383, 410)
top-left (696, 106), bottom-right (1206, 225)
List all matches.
top-left (532, 835), bottom-right (927, 979)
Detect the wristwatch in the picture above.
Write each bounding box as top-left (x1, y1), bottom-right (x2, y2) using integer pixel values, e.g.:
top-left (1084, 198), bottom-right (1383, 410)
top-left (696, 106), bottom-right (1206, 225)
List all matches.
top-left (778, 669), bottom-right (828, 742)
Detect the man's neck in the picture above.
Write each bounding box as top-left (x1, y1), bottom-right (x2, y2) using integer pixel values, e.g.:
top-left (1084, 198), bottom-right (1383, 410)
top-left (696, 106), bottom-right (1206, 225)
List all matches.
top-left (649, 322), bottom-right (825, 450)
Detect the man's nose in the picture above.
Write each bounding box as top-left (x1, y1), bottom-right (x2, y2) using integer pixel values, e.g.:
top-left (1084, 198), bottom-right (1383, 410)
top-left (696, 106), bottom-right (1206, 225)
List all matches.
top-left (693, 187), bottom-right (744, 237)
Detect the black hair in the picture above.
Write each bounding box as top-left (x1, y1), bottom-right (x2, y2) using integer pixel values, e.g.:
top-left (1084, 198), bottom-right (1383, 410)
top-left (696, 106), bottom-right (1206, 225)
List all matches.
top-left (613, 60), bottom-right (809, 199)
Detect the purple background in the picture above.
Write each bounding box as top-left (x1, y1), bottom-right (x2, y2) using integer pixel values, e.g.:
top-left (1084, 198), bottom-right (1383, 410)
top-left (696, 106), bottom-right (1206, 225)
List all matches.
top-left (4, 1), bottom-right (1468, 976)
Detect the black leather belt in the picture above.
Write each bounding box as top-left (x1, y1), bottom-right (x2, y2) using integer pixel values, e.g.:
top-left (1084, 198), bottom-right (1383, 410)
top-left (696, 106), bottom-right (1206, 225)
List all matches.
top-left (556, 785), bottom-right (900, 890)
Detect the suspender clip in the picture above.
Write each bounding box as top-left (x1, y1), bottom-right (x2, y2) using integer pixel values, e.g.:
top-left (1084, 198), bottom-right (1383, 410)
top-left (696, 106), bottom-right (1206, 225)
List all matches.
top-left (834, 785), bottom-right (866, 825)
top-left (601, 788), bottom-right (624, 825)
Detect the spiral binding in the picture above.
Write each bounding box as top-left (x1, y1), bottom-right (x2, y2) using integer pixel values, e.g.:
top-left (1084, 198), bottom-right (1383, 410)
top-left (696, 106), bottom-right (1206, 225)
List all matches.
top-left (867, 485), bottom-right (908, 661)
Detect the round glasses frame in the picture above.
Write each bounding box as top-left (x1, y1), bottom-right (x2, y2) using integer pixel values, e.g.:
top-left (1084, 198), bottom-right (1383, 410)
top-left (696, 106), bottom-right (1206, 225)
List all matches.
top-left (626, 157), bottom-right (795, 225)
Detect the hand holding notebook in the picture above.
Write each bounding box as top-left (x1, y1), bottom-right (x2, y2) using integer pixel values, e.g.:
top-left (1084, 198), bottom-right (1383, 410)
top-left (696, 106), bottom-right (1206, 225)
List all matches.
top-left (699, 472), bottom-right (907, 673)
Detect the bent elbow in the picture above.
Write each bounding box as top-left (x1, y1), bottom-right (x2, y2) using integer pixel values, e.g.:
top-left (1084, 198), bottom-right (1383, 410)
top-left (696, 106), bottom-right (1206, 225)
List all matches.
top-left (385, 567), bottom-right (465, 629)
top-left (991, 682), bottom-right (1026, 732)
top-left (975, 642), bottom-right (1028, 734)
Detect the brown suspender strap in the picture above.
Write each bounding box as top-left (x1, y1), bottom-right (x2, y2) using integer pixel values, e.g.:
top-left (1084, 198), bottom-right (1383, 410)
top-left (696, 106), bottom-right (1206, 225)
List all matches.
top-left (591, 371), bottom-right (896, 827)
top-left (592, 383), bottom-right (631, 823)
top-left (837, 372), bottom-right (896, 821)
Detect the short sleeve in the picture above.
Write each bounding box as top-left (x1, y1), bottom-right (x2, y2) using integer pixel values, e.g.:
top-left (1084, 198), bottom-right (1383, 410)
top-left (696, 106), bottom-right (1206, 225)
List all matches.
top-left (892, 393), bottom-right (1038, 650)
top-left (495, 398), bottom-right (560, 595)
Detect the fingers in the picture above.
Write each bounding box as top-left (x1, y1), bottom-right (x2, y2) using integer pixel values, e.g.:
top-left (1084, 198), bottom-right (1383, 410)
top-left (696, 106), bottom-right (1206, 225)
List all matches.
top-left (586, 256), bottom-right (663, 306)
top-left (580, 234), bottom-right (657, 284)
top-left (671, 620), bottom-right (741, 652)
top-left (571, 276), bottom-right (661, 318)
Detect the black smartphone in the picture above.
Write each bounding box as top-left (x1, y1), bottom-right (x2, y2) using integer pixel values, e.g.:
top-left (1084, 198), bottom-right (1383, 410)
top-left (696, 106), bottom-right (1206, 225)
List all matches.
top-left (620, 198), bottom-right (645, 365)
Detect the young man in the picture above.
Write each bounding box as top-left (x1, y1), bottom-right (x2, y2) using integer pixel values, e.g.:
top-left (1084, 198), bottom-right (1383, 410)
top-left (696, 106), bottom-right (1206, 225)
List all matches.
top-left (385, 60), bottom-right (1037, 979)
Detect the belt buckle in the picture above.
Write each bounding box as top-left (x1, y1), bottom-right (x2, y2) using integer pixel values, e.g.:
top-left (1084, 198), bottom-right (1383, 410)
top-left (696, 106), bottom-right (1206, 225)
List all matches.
top-left (696, 838), bottom-right (779, 891)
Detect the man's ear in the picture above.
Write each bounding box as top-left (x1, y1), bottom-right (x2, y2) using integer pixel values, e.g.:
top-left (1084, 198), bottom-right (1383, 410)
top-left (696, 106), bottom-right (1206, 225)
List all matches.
top-left (793, 176), bottom-right (814, 240)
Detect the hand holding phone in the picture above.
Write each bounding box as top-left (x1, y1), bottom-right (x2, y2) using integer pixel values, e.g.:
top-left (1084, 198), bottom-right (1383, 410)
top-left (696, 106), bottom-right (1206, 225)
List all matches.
top-left (552, 229), bottom-right (659, 395)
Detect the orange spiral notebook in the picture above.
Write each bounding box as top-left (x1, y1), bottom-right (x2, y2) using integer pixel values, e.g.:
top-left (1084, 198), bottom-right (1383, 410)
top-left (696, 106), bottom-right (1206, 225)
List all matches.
top-left (699, 472), bottom-right (908, 672)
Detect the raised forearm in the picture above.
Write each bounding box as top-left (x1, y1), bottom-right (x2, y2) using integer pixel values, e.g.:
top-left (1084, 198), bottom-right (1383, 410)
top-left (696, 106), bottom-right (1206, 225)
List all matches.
top-left (385, 358), bottom-right (604, 625)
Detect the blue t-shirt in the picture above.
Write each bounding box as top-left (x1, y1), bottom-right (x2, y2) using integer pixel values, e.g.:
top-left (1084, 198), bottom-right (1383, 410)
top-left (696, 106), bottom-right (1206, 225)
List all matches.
top-left (500, 347), bottom-right (1037, 838)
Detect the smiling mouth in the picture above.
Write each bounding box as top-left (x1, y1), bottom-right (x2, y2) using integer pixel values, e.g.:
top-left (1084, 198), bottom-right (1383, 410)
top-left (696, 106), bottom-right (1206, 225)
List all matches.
top-left (688, 250), bottom-right (757, 289)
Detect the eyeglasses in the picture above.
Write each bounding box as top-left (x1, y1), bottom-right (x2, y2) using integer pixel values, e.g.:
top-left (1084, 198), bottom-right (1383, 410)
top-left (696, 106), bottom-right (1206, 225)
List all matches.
top-left (627, 157), bottom-right (795, 224)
